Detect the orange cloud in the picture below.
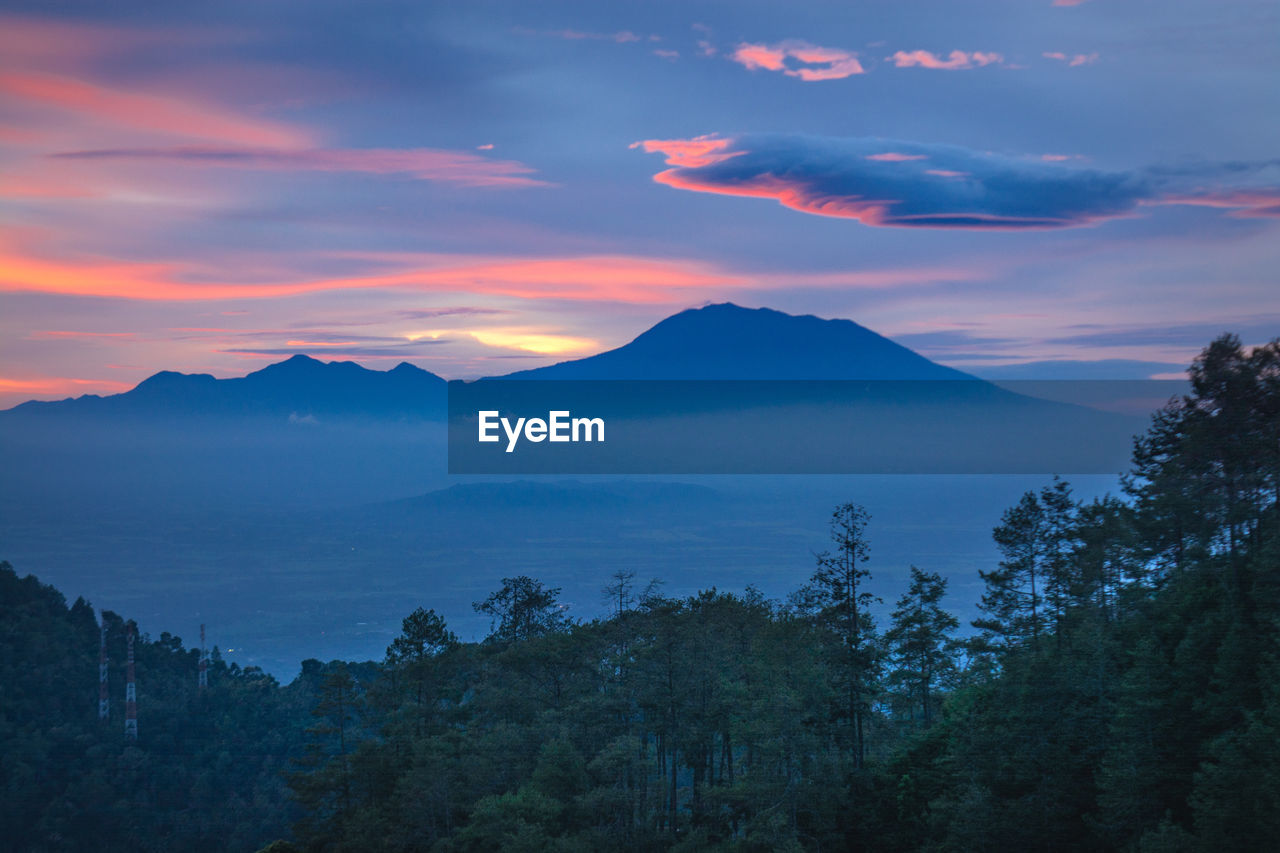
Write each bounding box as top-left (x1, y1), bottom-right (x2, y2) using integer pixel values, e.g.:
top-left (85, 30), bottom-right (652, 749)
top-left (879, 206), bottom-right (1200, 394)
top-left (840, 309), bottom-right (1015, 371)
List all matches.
top-left (465, 328), bottom-right (598, 355)
top-left (888, 50), bottom-right (1003, 70)
top-left (28, 330), bottom-right (136, 339)
top-left (0, 72), bottom-right (310, 148)
top-left (652, 168), bottom-right (903, 224)
top-left (0, 245), bottom-right (742, 303)
top-left (0, 375), bottom-right (133, 398)
top-left (0, 239), bottom-right (985, 306)
top-left (731, 40), bottom-right (864, 81)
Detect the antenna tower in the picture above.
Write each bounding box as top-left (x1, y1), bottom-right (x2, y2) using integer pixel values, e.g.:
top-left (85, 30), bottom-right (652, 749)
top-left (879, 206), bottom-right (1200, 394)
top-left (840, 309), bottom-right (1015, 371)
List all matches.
top-left (199, 624), bottom-right (208, 690)
top-left (98, 623), bottom-right (109, 720)
top-left (125, 625), bottom-right (138, 740)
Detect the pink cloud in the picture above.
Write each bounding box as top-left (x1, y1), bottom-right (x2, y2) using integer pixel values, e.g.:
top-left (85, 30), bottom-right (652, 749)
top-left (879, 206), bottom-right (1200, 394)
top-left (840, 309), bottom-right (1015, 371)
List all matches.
top-left (0, 14), bottom-right (234, 69)
top-left (0, 72), bottom-right (310, 148)
top-left (0, 125), bottom-right (43, 143)
top-left (653, 49), bottom-right (680, 61)
top-left (866, 152), bottom-right (928, 162)
top-left (28, 330), bottom-right (137, 339)
top-left (630, 135), bottom-right (739, 168)
top-left (526, 28), bottom-right (648, 44)
top-left (50, 146), bottom-right (550, 188)
top-left (733, 43), bottom-right (787, 71)
top-left (565, 29), bottom-right (639, 42)
top-left (1053, 0), bottom-right (1092, 6)
top-left (0, 173), bottom-right (98, 198)
top-left (1156, 190), bottom-right (1280, 219)
top-left (731, 40), bottom-right (864, 81)
top-left (1044, 51), bottom-right (1099, 66)
top-left (889, 50), bottom-right (1004, 70)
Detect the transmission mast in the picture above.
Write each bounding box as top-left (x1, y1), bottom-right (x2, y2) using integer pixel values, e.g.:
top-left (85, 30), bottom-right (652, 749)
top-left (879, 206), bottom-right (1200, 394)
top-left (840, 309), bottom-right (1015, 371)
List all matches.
top-left (98, 623), bottom-right (109, 720)
top-left (199, 624), bottom-right (208, 691)
top-left (125, 625), bottom-right (138, 740)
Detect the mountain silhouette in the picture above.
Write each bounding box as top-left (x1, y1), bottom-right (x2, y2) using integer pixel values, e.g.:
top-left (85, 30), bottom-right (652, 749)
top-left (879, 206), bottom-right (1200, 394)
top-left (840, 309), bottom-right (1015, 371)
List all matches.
top-left (499, 303), bottom-right (971, 380)
top-left (4, 354), bottom-right (446, 421)
top-left (3, 304), bottom-right (975, 420)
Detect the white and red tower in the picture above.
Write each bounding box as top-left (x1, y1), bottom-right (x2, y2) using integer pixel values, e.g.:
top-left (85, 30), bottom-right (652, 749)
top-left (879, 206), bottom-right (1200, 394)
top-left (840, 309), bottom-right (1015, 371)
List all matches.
top-left (124, 625), bottom-right (138, 740)
top-left (199, 623), bottom-right (208, 691)
top-left (98, 623), bottom-right (109, 720)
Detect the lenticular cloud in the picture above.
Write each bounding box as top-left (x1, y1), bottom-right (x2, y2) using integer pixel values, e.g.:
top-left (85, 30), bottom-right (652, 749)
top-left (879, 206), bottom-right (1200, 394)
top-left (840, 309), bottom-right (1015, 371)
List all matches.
top-left (636, 133), bottom-right (1280, 229)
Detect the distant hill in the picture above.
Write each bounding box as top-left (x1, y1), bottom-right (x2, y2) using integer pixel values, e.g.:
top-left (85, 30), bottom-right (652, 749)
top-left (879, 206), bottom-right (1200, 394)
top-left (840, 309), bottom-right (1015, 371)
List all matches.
top-left (967, 359), bottom-right (1188, 380)
top-left (2, 354), bottom-right (446, 422)
top-left (499, 303), bottom-right (972, 380)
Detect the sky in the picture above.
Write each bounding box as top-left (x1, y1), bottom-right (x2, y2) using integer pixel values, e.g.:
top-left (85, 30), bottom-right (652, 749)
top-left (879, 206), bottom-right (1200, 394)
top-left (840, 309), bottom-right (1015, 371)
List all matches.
top-left (0, 0), bottom-right (1277, 407)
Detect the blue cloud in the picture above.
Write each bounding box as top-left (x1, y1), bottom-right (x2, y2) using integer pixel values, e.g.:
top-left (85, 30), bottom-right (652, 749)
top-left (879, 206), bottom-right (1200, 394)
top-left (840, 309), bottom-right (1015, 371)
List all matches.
top-left (639, 133), bottom-right (1280, 229)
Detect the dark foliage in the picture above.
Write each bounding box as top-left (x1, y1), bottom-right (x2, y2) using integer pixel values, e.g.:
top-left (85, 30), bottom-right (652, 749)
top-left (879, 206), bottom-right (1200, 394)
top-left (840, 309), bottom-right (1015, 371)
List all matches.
top-left (0, 563), bottom-right (319, 852)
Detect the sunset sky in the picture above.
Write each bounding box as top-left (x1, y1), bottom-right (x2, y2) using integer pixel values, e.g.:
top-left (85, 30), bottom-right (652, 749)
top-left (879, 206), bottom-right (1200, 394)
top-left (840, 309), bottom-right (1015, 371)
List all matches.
top-left (1, 0), bottom-right (1277, 406)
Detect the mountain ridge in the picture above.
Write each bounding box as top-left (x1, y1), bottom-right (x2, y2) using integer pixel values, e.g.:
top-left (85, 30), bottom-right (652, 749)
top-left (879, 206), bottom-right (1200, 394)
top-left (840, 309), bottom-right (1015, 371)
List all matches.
top-left (4, 353), bottom-right (447, 421)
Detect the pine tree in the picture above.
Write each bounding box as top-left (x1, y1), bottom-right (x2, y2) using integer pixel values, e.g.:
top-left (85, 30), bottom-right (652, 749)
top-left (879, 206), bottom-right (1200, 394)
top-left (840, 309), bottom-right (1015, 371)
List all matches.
top-left (975, 479), bottom-right (1078, 658)
top-left (474, 575), bottom-right (570, 644)
top-left (385, 607), bottom-right (456, 708)
top-left (803, 502), bottom-right (879, 769)
top-left (884, 567), bottom-right (960, 728)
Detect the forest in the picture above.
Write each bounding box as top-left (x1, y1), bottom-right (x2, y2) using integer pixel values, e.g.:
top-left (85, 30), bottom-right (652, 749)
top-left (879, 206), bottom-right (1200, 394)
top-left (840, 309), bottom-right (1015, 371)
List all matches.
top-left (2, 333), bottom-right (1278, 852)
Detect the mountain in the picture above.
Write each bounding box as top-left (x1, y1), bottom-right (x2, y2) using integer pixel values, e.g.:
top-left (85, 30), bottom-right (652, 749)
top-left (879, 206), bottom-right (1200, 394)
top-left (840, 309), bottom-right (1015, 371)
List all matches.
top-left (0, 305), bottom-right (975, 422)
top-left (499, 303), bottom-right (972, 380)
top-left (3, 354), bottom-right (446, 421)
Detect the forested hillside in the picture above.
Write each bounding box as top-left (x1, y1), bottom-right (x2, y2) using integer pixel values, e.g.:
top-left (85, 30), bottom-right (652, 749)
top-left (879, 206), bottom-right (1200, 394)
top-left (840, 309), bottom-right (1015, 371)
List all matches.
top-left (3, 333), bottom-right (1277, 852)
